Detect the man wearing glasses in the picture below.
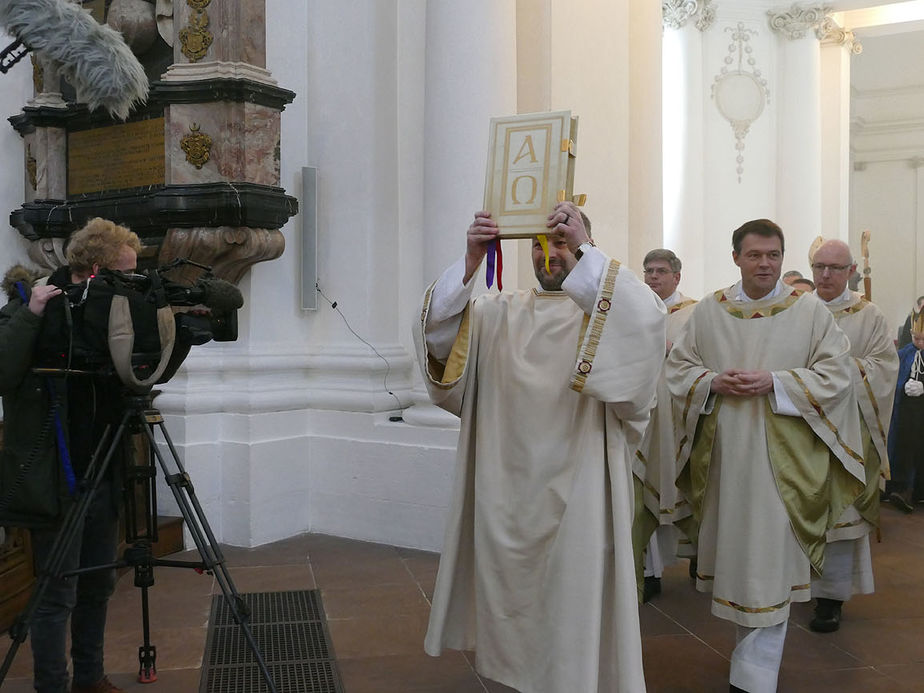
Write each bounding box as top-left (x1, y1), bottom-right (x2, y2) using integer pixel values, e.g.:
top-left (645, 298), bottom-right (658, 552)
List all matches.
top-left (666, 220), bottom-right (863, 693)
top-left (636, 250), bottom-right (697, 601)
top-left (807, 239), bottom-right (898, 634)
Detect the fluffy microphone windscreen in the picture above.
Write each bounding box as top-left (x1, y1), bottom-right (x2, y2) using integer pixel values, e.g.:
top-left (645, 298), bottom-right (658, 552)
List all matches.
top-left (0, 0), bottom-right (148, 120)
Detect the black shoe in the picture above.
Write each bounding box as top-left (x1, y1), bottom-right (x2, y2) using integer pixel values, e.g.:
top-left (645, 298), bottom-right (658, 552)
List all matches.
top-left (890, 490), bottom-right (914, 514)
top-left (730, 685), bottom-right (747, 692)
top-left (643, 576), bottom-right (661, 603)
top-left (809, 597), bottom-right (842, 633)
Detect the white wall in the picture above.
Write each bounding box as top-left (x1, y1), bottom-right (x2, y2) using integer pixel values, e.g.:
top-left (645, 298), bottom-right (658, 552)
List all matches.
top-left (849, 30), bottom-right (924, 335)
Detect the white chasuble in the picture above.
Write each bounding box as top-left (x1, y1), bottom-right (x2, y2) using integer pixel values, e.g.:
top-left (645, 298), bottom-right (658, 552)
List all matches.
top-left (666, 286), bottom-right (863, 628)
top-left (634, 294), bottom-right (697, 543)
top-left (415, 257), bottom-right (665, 693)
top-left (822, 291), bottom-right (899, 540)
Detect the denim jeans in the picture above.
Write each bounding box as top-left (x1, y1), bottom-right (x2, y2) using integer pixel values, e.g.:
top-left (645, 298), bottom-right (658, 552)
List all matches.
top-left (29, 480), bottom-right (119, 693)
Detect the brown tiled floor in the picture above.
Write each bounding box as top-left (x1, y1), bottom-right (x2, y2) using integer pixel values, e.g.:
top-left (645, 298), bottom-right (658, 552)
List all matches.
top-left (3, 504), bottom-right (924, 692)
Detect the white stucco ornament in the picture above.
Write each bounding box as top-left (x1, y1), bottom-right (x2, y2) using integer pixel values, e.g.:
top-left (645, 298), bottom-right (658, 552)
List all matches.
top-left (662, 0), bottom-right (715, 32)
top-left (712, 22), bottom-right (769, 182)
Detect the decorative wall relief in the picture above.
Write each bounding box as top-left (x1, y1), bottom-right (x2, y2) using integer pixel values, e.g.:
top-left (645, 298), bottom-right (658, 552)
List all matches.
top-left (662, 0), bottom-right (716, 32)
top-left (179, 0), bottom-right (213, 62)
top-left (159, 226), bottom-right (285, 284)
top-left (767, 4), bottom-right (829, 40)
top-left (816, 16), bottom-right (862, 54)
top-left (27, 238), bottom-right (68, 273)
top-left (180, 123), bottom-right (212, 169)
top-left (712, 23), bottom-right (769, 182)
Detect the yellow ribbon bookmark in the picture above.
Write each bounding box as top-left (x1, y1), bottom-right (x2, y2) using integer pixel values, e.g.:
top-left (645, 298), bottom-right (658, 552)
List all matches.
top-left (537, 234), bottom-right (550, 273)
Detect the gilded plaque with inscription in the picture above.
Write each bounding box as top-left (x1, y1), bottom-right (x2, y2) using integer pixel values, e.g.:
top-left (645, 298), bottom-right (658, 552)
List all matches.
top-left (483, 111), bottom-right (578, 239)
top-left (68, 118), bottom-right (166, 196)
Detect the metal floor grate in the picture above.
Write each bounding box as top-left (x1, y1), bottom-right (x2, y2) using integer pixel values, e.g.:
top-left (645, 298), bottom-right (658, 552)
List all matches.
top-left (200, 590), bottom-right (344, 693)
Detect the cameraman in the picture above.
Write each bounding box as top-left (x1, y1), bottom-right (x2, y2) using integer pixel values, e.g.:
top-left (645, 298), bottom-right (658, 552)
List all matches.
top-left (0, 218), bottom-right (145, 693)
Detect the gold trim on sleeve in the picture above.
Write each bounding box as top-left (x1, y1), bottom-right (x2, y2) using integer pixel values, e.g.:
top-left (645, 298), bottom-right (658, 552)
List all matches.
top-left (675, 370), bottom-right (711, 455)
top-left (419, 283), bottom-right (472, 389)
top-left (570, 259), bottom-right (620, 393)
top-left (788, 370), bottom-right (865, 466)
top-left (856, 359), bottom-right (888, 444)
top-left (440, 304), bottom-right (472, 386)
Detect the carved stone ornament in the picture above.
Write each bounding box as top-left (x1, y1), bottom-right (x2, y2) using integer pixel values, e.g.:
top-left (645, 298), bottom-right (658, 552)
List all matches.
top-left (179, 9), bottom-right (212, 62)
top-left (187, 0), bottom-right (212, 10)
top-left (712, 23), bottom-right (770, 182)
top-left (767, 3), bottom-right (830, 40)
top-left (27, 237), bottom-right (68, 273)
top-left (816, 16), bottom-right (862, 54)
top-left (662, 0), bottom-right (716, 32)
top-left (180, 122), bottom-right (213, 169)
top-left (26, 144), bottom-right (36, 191)
top-left (159, 226), bottom-right (285, 284)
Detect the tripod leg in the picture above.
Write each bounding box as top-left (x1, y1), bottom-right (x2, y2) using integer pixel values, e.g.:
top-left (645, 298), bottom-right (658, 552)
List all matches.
top-left (137, 572), bottom-right (157, 683)
top-left (141, 417), bottom-right (279, 693)
top-left (0, 415), bottom-right (129, 688)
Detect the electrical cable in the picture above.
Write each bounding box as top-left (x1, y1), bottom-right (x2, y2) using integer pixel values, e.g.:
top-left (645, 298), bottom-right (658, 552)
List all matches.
top-left (315, 281), bottom-right (406, 412)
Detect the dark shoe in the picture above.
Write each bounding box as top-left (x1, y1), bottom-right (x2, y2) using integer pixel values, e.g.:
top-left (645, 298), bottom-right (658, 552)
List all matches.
top-left (71, 676), bottom-right (126, 693)
top-left (890, 490), bottom-right (914, 514)
top-left (809, 597), bottom-right (843, 633)
top-left (643, 575), bottom-right (661, 603)
top-left (730, 686), bottom-right (747, 692)
top-left (688, 556), bottom-right (698, 580)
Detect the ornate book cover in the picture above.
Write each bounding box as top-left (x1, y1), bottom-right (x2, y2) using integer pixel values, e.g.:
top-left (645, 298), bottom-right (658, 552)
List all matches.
top-left (483, 111), bottom-right (578, 239)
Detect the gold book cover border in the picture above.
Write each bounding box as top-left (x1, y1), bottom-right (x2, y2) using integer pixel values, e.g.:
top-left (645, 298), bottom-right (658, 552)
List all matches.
top-left (483, 110), bottom-right (577, 239)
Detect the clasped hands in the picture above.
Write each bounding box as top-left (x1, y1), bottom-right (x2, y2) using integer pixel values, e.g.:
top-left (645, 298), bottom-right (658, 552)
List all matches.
top-left (710, 369), bottom-right (774, 397)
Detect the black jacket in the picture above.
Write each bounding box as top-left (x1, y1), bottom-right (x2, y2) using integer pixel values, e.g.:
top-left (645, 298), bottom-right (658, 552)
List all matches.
top-left (0, 265), bottom-right (130, 527)
top-left (0, 265), bottom-right (76, 526)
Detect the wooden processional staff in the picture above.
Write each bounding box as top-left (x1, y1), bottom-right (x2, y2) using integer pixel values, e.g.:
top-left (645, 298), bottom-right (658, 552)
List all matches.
top-left (861, 230), bottom-right (872, 301)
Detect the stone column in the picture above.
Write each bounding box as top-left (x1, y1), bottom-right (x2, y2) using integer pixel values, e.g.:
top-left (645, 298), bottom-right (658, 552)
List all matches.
top-left (22, 55), bottom-right (68, 270)
top-left (819, 17), bottom-right (861, 242)
top-left (769, 4), bottom-right (826, 272)
top-left (158, 0), bottom-right (291, 282)
top-left (422, 0), bottom-right (518, 277)
top-left (628, 0), bottom-right (665, 273)
top-left (404, 0), bottom-right (517, 427)
top-left (662, 0), bottom-right (714, 297)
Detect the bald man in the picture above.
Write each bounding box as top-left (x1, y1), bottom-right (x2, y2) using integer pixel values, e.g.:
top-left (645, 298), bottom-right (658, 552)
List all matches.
top-left (809, 239), bottom-right (899, 632)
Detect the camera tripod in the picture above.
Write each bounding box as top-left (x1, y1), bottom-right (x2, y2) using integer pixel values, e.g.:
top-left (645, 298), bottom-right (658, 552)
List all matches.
top-left (0, 388), bottom-right (279, 692)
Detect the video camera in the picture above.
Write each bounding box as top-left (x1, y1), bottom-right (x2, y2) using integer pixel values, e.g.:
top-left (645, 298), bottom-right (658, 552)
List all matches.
top-left (102, 259), bottom-right (244, 345)
top-left (35, 259), bottom-right (243, 389)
